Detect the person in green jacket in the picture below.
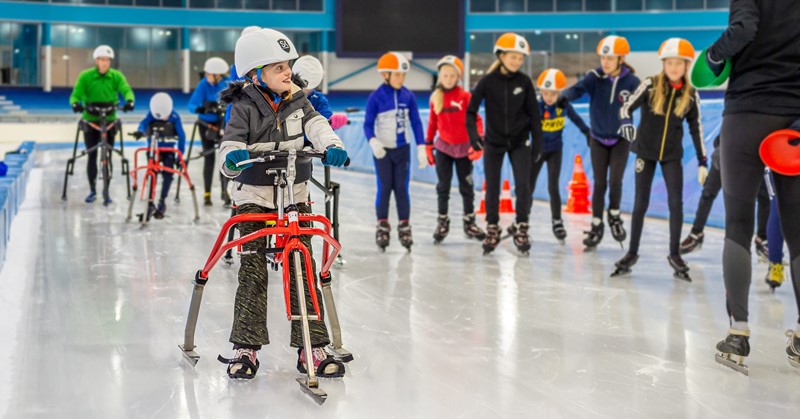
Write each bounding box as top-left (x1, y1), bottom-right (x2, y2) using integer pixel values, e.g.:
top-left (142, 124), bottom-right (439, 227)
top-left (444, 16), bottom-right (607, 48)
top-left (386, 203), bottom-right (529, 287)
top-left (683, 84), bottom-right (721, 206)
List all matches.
top-left (69, 44), bottom-right (135, 205)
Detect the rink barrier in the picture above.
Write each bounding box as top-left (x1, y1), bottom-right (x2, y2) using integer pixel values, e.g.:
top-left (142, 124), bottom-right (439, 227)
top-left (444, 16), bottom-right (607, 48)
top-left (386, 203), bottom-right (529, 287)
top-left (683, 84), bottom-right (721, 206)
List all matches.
top-left (335, 100), bottom-right (726, 228)
top-left (0, 141), bottom-right (36, 270)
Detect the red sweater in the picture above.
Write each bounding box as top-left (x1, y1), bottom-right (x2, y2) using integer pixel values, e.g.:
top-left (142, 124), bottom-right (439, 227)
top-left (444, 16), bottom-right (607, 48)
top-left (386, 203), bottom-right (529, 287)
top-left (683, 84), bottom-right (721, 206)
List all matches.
top-left (426, 86), bottom-right (483, 144)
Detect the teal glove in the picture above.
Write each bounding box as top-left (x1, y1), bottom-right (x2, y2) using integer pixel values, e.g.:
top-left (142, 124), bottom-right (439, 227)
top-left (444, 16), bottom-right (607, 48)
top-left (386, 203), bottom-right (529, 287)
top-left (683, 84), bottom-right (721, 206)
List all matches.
top-left (225, 149), bottom-right (251, 171)
top-left (324, 147), bottom-right (348, 167)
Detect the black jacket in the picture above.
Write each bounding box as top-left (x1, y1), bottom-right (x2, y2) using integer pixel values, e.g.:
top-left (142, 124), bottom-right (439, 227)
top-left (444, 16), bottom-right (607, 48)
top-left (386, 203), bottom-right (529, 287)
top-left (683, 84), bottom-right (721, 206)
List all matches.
top-left (466, 70), bottom-right (542, 152)
top-left (709, 0), bottom-right (800, 116)
top-left (620, 77), bottom-right (706, 163)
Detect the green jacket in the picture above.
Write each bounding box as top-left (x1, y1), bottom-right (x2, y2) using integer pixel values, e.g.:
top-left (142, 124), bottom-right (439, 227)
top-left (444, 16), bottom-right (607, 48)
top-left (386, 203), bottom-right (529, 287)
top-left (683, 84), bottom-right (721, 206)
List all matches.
top-left (69, 67), bottom-right (135, 122)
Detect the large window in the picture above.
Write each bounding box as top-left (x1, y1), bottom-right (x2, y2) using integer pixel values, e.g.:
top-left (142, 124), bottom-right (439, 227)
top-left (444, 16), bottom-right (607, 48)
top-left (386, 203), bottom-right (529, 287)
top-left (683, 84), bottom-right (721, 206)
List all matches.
top-left (4, 0), bottom-right (325, 9)
top-left (0, 22), bottom-right (39, 86)
top-left (470, 0), bottom-right (729, 12)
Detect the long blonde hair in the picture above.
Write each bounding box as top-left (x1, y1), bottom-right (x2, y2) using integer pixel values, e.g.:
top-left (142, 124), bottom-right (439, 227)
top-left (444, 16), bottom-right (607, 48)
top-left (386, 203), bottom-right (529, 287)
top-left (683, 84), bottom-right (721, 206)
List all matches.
top-left (649, 72), bottom-right (693, 117)
top-left (430, 88), bottom-right (445, 114)
top-left (487, 60), bottom-right (502, 75)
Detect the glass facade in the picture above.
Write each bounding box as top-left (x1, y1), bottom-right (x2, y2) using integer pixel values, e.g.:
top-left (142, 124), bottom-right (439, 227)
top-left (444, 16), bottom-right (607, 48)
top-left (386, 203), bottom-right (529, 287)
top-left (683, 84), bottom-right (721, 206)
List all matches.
top-left (471, 0), bottom-right (729, 12)
top-left (0, 22), bottom-right (39, 86)
top-left (5, 0), bottom-right (325, 10)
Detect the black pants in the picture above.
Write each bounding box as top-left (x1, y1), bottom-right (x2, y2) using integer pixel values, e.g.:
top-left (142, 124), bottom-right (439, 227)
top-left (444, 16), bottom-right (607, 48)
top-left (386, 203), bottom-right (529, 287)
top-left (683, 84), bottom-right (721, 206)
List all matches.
top-left (628, 158), bottom-right (683, 256)
top-left (720, 113), bottom-right (800, 324)
top-left (159, 151), bottom-right (176, 201)
top-left (590, 139), bottom-right (630, 219)
top-left (83, 121), bottom-right (118, 192)
top-left (529, 149), bottom-right (563, 220)
top-left (691, 162), bottom-right (770, 238)
top-left (198, 123), bottom-right (229, 201)
top-left (483, 140), bottom-right (532, 225)
top-left (435, 150), bottom-right (475, 215)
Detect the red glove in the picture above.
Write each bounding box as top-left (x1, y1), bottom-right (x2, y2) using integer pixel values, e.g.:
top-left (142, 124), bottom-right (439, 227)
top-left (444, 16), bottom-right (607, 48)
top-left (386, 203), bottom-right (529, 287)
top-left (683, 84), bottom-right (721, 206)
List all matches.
top-left (425, 144), bottom-right (436, 166)
top-left (468, 147), bottom-right (483, 161)
top-left (329, 113), bottom-right (348, 130)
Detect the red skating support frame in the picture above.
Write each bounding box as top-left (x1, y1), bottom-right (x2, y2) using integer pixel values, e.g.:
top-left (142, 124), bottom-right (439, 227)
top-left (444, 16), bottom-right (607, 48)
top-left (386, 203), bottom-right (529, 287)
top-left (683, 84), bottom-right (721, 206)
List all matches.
top-left (130, 147), bottom-right (195, 196)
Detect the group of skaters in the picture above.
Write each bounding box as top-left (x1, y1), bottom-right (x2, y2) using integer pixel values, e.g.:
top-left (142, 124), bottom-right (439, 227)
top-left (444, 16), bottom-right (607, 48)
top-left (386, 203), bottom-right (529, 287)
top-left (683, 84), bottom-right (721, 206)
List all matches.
top-left (64, 0), bottom-right (799, 381)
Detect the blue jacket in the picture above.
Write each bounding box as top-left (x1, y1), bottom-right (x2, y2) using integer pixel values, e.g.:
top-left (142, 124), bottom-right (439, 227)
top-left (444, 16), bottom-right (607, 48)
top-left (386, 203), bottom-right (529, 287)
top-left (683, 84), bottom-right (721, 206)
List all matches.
top-left (188, 77), bottom-right (231, 123)
top-left (561, 66), bottom-right (640, 140)
top-left (307, 90), bottom-right (333, 120)
top-left (137, 111), bottom-right (186, 154)
top-left (540, 99), bottom-right (590, 153)
top-left (364, 84), bottom-right (425, 148)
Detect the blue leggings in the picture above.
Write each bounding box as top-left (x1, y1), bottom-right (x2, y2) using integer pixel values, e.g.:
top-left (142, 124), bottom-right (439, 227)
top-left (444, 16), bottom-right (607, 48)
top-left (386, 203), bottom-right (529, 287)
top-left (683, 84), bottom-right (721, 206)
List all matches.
top-left (768, 196), bottom-right (785, 263)
top-left (374, 145), bottom-right (410, 221)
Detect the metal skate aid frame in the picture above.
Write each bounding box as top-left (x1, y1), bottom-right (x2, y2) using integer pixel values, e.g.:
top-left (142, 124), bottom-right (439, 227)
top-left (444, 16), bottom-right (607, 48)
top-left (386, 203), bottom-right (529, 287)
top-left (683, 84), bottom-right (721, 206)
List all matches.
top-left (179, 149), bottom-right (349, 404)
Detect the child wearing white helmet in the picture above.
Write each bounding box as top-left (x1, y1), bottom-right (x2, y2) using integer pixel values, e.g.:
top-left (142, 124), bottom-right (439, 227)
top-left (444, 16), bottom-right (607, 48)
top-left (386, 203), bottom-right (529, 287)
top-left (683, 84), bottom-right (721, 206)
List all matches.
top-left (427, 55), bottom-right (486, 244)
top-left (188, 56), bottom-right (231, 207)
top-left (365, 51), bottom-right (426, 251)
top-left (466, 32), bottom-right (543, 255)
top-left (559, 35), bottom-right (641, 250)
top-left (612, 38), bottom-right (706, 280)
top-left (131, 92), bottom-right (186, 218)
top-left (216, 28), bottom-right (348, 381)
top-left (68, 44), bottom-right (135, 206)
top-left (292, 55), bottom-right (348, 129)
top-left (533, 68), bottom-right (591, 242)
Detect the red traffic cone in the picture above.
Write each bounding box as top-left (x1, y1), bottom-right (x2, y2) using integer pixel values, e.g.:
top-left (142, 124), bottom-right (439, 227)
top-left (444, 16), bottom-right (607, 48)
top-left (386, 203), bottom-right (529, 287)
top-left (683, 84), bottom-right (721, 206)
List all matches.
top-left (565, 154), bottom-right (591, 214)
top-left (477, 181), bottom-right (487, 214)
top-left (499, 179), bottom-right (515, 213)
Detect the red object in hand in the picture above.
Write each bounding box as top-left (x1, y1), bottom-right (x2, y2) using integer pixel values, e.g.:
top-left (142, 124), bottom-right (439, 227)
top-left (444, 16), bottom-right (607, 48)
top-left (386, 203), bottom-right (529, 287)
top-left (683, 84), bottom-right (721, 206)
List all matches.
top-left (425, 144), bottom-right (436, 166)
top-left (467, 146), bottom-right (483, 161)
top-left (760, 129), bottom-right (800, 175)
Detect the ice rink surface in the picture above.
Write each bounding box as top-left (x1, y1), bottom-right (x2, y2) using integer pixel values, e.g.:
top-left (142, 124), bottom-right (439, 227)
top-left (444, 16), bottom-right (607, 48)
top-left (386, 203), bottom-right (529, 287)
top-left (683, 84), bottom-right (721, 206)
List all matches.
top-left (0, 149), bottom-right (798, 418)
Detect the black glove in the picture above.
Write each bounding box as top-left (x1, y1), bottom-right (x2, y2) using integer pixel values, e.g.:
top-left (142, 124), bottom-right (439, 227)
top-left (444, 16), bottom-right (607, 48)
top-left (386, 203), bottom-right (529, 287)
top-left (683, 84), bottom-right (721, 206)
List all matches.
top-left (470, 135), bottom-right (484, 152)
top-left (556, 95), bottom-right (569, 109)
top-left (71, 103), bottom-right (84, 113)
top-left (131, 131), bottom-right (145, 140)
top-left (531, 140), bottom-right (542, 164)
top-left (122, 100), bottom-right (134, 112)
top-left (194, 106), bottom-right (205, 114)
top-left (582, 129), bottom-right (592, 147)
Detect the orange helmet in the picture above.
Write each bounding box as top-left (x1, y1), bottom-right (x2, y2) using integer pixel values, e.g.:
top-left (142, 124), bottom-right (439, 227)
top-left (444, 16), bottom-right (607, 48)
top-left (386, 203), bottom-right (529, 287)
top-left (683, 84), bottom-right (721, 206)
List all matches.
top-left (436, 55), bottom-right (464, 78)
top-left (597, 35), bottom-right (630, 57)
top-left (377, 52), bottom-right (410, 73)
top-left (536, 68), bottom-right (567, 91)
top-left (658, 38), bottom-right (695, 61)
top-left (494, 33), bottom-right (530, 56)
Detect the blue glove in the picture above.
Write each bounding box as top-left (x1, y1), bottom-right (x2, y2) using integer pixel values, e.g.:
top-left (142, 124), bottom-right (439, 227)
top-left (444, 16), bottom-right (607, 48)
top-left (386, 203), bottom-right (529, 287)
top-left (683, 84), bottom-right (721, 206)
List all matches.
top-left (324, 147), bottom-right (348, 167)
top-left (225, 149), bottom-right (251, 171)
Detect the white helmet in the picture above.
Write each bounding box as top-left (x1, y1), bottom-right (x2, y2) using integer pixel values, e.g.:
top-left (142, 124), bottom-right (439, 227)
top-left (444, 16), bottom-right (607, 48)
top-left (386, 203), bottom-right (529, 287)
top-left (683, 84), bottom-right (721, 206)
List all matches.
top-left (93, 45), bottom-right (114, 60)
top-left (235, 28), bottom-right (298, 80)
top-left (149, 92), bottom-right (173, 121)
top-left (240, 26), bottom-right (261, 38)
top-left (292, 56), bottom-right (324, 90)
top-left (204, 57), bottom-right (229, 75)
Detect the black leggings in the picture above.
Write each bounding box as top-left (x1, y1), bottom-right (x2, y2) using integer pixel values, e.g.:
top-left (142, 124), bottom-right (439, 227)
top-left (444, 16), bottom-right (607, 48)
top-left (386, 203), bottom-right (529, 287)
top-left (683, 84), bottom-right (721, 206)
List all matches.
top-left (435, 150), bottom-right (475, 215)
top-left (720, 113), bottom-right (800, 324)
top-left (198, 124), bottom-right (230, 200)
top-left (691, 161), bottom-right (771, 237)
top-left (483, 140), bottom-right (532, 225)
top-left (628, 158), bottom-right (683, 256)
top-left (83, 122), bottom-right (118, 192)
top-left (529, 149), bottom-right (563, 220)
top-left (590, 139), bottom-right (630, 219)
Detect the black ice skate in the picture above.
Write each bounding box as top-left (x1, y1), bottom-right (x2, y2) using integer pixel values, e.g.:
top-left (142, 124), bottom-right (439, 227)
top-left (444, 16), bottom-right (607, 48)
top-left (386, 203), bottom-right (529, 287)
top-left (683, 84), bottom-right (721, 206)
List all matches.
top-left (583, 222), bottom-right (604, 250)
top-left (376, 220), bottom-right (390, 252)
top-left (668, 254), bottom-right (691, 282)
top-left (512, 222), bottom-right (531, 255)
top-left (786, 330), bottom-right (800, 369)
top-left (552, 219), bottom-right (567, 242)
top-left (433, 215), bottom-right (450, 244)
top-left (398, 221), bottom-right (413, 251)
top-left (482, 224), bottom-right (501, 255)
top-left (608, 212), bottom-right (626, 248)
top-left (715, 329), bottom-right (750, 375)
top-left (611, 252), bottom-right (639, 277)
top-left (463, 214), bottom-right (486, 241)
top-left (679, 231), bottom-right (704, 255)
top-left (754, 236), bottom-right (768, 261)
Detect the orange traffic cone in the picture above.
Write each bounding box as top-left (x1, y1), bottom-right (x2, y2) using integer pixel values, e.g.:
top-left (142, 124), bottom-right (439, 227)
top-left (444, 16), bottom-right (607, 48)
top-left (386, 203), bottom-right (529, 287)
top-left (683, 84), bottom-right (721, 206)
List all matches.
top-left (477, 180), bottom-right (515, 214)
top-left (565, 154), bottom-right (591, 214)
top-left (499, 179), bottom-right (515, 213)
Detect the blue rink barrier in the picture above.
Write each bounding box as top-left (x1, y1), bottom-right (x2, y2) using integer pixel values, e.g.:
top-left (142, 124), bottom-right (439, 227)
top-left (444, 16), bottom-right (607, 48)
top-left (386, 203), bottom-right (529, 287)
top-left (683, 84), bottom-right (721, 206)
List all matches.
top-left (0, 141), bottom-right (36, 270)
top-left (335, 100), bottom-right (726, 229)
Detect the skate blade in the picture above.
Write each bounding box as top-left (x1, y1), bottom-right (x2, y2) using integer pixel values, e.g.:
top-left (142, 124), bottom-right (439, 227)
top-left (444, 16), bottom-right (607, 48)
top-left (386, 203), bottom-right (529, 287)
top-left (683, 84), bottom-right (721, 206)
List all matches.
top-left (179, 345), bottom-right (200, 367)
top-left (326, 345), bottom-right (354, 363)
top-left (789, 357), bottom-right (800, 369)
top-left (223, 257), bottom-right (234, 266)
top-left (610, 268), bottom-right (631, 278)
top-left (674, 272), bottom-right (692, 282)
top-left (715, 353), bottom-right (749, 376)
top-left (297, 378), bottom-right (327, 405)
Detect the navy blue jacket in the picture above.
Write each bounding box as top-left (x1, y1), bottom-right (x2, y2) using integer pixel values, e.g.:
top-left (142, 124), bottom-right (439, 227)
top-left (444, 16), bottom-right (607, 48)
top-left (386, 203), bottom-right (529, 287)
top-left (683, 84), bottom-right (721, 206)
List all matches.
top-left (307, 90), bottom-right (333, 120)
top-left (561, 66), bottom-right (640, 141)
top-left (540, 99), bottom-right (590, 153)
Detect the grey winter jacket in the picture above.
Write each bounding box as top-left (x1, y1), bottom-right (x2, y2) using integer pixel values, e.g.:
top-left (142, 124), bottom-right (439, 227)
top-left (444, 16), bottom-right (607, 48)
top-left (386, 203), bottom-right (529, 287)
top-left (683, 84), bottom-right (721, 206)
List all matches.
top-left (218, 81), bottom-right (344, 209)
